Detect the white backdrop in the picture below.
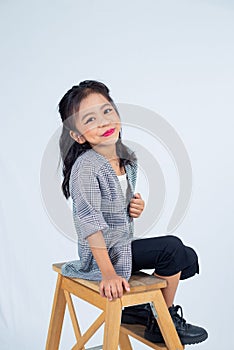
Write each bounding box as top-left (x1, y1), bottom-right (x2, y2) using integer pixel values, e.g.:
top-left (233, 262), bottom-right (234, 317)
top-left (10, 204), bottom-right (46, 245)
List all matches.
top-left (1, 1), bottom-right (234, 349)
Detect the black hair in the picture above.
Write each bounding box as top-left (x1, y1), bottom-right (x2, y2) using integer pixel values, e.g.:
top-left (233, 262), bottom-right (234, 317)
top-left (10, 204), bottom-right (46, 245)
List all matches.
top-left (58, 80), bottom-right (136, 199)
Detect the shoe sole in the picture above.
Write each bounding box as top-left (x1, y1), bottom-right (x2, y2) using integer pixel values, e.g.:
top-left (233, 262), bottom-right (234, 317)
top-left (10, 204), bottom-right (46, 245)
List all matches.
top-left (145, 331), bottom-right (208, 345)
top-left (180, 332), bottom-right (208, 345)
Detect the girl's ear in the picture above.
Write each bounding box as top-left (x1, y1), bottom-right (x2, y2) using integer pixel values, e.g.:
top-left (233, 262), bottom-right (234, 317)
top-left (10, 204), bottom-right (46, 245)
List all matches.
top-left (69, 130), bottom-right (86, 144)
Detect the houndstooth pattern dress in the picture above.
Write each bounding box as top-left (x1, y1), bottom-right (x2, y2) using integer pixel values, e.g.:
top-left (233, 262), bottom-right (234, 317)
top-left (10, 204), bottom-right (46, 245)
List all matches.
top-left (61, 148), bottom-right (138, 281)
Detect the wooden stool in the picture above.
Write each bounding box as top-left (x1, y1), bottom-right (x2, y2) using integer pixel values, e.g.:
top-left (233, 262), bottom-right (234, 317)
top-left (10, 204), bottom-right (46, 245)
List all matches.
top-left (46, 263), bottom-right (184, 350)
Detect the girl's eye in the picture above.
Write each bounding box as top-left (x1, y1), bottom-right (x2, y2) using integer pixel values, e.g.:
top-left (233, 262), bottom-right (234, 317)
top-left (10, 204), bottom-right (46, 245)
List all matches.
top-left (104, 108), bottom-right (112, 114)
top-left (85, 116), bottom-right (95, 124)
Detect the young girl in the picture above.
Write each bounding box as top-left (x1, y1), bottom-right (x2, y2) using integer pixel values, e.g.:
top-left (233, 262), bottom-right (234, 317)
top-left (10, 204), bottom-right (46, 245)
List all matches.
top-left (58, 80), bottom-right (208, 345)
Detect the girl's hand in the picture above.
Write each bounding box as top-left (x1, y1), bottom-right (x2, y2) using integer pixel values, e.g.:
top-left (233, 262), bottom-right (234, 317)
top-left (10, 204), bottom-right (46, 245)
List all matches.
top-left (129, 193), bottom-right (145, 218)
top-left (99, 274), bottom-right (130, 301)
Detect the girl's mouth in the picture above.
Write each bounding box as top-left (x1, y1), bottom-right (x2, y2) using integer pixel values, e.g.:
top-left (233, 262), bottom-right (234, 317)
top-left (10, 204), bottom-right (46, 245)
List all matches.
top-left (102, 128), bottom-right (115, 137)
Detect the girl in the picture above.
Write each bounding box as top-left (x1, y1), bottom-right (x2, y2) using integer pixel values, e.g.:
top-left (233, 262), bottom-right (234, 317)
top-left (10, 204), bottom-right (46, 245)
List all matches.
top-left (58, 80), bottom-right (208, 345)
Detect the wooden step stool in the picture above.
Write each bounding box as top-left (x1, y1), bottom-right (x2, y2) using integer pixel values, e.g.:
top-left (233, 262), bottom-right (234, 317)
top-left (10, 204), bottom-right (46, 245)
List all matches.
top-left (46, 263), bottom-right (184, 350)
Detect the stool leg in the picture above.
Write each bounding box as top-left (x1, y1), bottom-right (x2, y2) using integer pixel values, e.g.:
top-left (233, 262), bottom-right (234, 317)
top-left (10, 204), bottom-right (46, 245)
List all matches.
top-left (151, 290), bottom-right (183, 350)
top-left (64, 290), bottom-right (85, 350)
top-left (119, 331), bottom-right (133, 350)
top-left (103, 299), bottom-right (122, 350)
top-left (46, 274), bottom-right (66, 350)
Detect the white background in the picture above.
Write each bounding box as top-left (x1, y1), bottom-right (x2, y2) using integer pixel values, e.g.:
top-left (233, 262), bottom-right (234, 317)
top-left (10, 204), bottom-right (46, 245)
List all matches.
top-left (1, 1), bottom-right (234, 349)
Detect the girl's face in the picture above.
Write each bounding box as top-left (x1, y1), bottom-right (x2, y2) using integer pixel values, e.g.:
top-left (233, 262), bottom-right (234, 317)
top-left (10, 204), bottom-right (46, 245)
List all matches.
top-left (70, 93), bottom-right (121, 149)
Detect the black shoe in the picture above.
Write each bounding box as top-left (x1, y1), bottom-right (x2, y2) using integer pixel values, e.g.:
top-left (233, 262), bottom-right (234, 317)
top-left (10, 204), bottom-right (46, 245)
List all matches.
top-left (144, 306), bottom-right (164, 343)
top-left (144, 304), bottom-right (208, 345)
top-left (169, 305), bottom-right (208, 345)
top-left (121, 303), bottom-right (151, 325)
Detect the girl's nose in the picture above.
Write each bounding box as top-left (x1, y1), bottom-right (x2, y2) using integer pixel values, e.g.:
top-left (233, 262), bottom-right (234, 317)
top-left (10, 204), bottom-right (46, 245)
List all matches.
top-left (98, 114), bottom-right (111, 127)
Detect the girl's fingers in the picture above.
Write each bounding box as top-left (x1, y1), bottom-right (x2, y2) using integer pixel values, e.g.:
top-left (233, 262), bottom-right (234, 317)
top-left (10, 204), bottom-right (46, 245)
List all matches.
top-left (102, 282), bottom-right (121, 300)
top-left (104, 285), bottom-right (113, 301)
top-left (130, 206), bottom-right (142, 213)
top-left (100, 281), bottom-right (113, 300)
top-left (122, 278), bottom-right (130, 292)
top-left (130, 208), bottom-right (142, 216)
top-left (131, 198), bottom-right (144, 205)
top-left (130, 211), bottom-right (142, 217)
top-left (110, 284), bottom-right (119, 299)
top-left (130, 203), bottom-right (143, 210)
top-left (116, 283), bottom-right (124, 298)
top-left (130, 213), bottom-right (139, 218)
top-left (130, 200), bottom-right (144, 210)
top-left (99, 282), bottom-right (105, 298)
top-left (100, 277), bottom-right (130, 301)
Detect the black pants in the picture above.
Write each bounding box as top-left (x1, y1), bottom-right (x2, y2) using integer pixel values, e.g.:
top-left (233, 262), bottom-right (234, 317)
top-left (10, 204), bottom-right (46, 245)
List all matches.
top-left (131, 235), bottom-right (199, 280)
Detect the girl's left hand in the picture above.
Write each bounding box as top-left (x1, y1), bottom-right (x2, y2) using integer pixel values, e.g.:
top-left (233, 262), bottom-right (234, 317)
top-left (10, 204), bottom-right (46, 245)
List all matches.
top-left (129, 193), bottom-right (145, 218)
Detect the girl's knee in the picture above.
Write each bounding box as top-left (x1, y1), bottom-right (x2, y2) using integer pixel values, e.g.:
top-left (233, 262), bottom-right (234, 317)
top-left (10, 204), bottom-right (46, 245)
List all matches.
top-left (166, 235), bottom-right (184, 250)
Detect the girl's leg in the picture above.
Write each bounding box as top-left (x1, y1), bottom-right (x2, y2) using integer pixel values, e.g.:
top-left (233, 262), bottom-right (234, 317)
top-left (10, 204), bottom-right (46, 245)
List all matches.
top-left (131, 234), bottom-right (198, 278)
top-left (128, 235), bottom-right (208, 345)
top-left (154, 271), bottom-right (181, 308)
top-left (131, 236), bottom-right (187, 306)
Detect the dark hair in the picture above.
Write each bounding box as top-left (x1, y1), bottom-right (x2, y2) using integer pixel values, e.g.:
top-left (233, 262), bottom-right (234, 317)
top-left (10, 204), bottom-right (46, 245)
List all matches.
top-left (58, 80), bottom-right (136, 199)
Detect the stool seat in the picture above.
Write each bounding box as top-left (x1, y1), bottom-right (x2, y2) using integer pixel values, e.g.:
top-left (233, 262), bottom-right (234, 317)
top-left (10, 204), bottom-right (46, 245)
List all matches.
top-left (46, 262), bottom-right (184, 350)
top-left (53, 262), bottom-right (167, 293)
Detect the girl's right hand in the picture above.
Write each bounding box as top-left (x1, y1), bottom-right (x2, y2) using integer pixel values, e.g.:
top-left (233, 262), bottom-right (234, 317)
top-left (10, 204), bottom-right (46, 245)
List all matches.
top-left (99, 274), bottom-right (130, 301)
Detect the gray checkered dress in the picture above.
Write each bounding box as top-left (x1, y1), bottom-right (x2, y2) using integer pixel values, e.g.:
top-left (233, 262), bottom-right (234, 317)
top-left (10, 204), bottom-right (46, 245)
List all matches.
top-left (61, 148), bottom-right (138, 281)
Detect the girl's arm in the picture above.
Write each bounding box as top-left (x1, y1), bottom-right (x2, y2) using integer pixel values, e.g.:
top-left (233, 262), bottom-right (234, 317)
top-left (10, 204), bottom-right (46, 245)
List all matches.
top-left (87, 231), bottom-right (130, 301)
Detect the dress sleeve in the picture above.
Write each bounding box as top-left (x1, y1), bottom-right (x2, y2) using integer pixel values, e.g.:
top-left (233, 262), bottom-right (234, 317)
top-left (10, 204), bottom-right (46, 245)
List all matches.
top-left (70, 159), bottom-right (109, 239)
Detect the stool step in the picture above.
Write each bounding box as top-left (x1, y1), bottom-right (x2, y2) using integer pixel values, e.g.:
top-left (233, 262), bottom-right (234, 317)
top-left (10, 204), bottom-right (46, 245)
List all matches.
top-left (121, 324), bottom-right (167, 350)
top-left (86, 346), bottom-right (102, 350)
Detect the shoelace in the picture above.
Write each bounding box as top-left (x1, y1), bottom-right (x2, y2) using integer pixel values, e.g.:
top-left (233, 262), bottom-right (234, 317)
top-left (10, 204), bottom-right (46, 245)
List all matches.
top-left (147, 304), bottom-right (187, 329)
top-left (172, 305), bottom-right (187, 327)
